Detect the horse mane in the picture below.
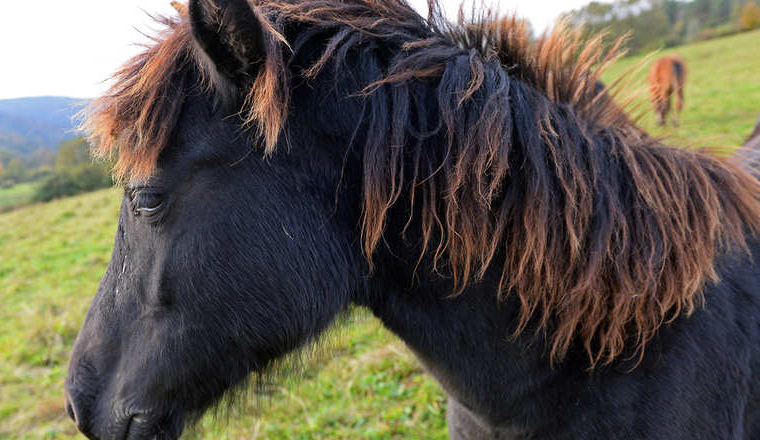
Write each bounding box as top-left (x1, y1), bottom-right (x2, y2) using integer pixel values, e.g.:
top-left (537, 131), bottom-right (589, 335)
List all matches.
top-left (82, 0), bottom-right (760, 367)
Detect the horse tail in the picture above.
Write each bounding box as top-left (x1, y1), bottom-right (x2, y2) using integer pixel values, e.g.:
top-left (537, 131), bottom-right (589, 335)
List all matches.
top-left (670, 57), bottom-right (686, 112)
top-left (672, 59), bottom-right (684, 84)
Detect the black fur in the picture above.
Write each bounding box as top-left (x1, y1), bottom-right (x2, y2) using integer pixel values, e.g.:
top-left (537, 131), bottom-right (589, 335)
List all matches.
top-left (189, 0), bottom-right (266, 83)
top-left (66, 0), bottom-right (760, 439)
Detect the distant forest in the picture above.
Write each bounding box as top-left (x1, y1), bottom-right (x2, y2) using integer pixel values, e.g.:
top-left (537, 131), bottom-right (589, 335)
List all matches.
top-left (565, 0), bottom-right (760, 53)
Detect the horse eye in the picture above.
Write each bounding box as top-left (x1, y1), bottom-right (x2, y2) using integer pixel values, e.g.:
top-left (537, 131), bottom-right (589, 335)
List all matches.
top-left (131, 191), bottom-right (164, 217)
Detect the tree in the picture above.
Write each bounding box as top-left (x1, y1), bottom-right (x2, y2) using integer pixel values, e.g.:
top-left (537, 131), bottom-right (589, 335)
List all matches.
top-left (32, 137), bottom-right (112, 202)
top-left (5, 158), bottom-right (26, 182)
top-left (740, 2), bottom-right (760, 30)
top-left (663, 0), bottom-right (681, 24)
top-left (55, 137), bottom-right (92, 172)
top-left (28, 148), bottom-right (57, 169)
top-left (33, 173), bottom-right (82, 202)
top-left (692, 0), bottom-right (714, 25)
top-left (630, 6), bottom-right (671, 51)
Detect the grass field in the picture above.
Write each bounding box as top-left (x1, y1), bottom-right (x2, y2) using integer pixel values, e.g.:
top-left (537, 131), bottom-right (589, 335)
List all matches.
top-left (1, 29), bottom-right (759, 439)
top-left (0, 182), bottom-right (38, 213)
top-left (0, 189), bottom-right (446, 439)
top-left (602, 29), bottom-right (760, 147)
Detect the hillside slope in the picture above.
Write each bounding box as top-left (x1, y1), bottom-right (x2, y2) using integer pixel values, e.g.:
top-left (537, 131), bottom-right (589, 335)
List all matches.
top-left (603, 29), bottom-right (760, 147)
top-left (0, 189), bottom-right (445, 439)
top-left (0, 97), bottom-right (87, 155)
top-left (1, 29), bottom-right (759, 440)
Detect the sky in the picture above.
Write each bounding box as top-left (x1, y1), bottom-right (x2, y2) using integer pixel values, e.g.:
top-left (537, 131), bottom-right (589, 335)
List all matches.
top-left (0, 0), bottom-right (595, 100)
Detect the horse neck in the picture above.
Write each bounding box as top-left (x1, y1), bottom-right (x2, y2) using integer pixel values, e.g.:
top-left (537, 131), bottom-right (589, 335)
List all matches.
top-left (339, 49), bottom-right (568, 403)
top-left (340, 44), bottom-right (616, 424)
top-left (354, 262), bottom-right (549, 421)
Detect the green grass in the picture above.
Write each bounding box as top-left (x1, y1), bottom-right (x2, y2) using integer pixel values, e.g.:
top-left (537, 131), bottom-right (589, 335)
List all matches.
top-left (602, 29), bottom-right (760, 147)
top-left (0, 182), bottom-right (38, 212)
top-left (1, 29), bottom-right (759, 440)
top-left (0, 189), bottom-right (447, 439)
top-left (0, 189), bottom-right (122, 439)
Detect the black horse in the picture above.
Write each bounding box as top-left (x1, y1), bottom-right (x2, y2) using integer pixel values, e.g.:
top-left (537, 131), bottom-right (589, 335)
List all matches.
top-left (66, 0), bottom-right (760, 438)
top-left (746, 113), bottom-right (760, 150)
top-left (735, 113), bottom-right (760, 170)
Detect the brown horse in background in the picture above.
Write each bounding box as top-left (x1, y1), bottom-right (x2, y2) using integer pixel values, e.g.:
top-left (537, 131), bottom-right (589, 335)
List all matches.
top-left (648, 55), bottom-right (686, 126)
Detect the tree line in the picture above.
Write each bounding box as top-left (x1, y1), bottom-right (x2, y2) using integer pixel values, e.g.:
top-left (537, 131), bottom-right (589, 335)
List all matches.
top-left (565, 0), bottom-right (760, 54)
top-left (0, 138), bottom-right (112, 207)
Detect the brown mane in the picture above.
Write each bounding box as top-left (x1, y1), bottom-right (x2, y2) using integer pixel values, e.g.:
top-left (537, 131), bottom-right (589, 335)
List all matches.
top-left (82, 0), bottom-right (760, 367)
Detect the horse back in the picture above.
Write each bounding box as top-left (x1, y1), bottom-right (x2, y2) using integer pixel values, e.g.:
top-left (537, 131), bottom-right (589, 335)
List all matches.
top-left (649, 56), bottom-right (686, 93)
top-left (708, 238), bottom-right (760, 437)
top-left (586, 240), bottom-right (760, 439)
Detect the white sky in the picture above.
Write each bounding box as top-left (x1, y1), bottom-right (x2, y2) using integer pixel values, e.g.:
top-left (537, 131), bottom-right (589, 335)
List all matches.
top-left (0, 0), bottom-right (593, 100)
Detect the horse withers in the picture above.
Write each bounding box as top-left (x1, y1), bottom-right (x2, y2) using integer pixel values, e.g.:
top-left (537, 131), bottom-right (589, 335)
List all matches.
top-left (65, 0), bottom-right (760, 439)
top-left (648, 55), bottom-right (687, 126)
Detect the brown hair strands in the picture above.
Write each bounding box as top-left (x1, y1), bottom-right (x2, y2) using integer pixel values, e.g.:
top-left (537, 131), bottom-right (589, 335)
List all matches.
top-left (82, 0), bottom-right (760, 367)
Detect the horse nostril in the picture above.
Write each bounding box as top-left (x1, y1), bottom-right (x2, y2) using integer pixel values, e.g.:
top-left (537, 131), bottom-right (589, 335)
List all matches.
top-left (65, 389), bottom-right (92, 434)
top-left (65, 391), bottom-right (78, 424)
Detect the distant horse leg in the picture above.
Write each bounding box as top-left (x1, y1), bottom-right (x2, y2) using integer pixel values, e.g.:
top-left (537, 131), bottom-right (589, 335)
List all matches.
top-left (653, 93), bottom-right (663, 126)
top-left (658, 95), bottom-right (670, 127)
top-left (652, 85), bottom-right (666, 126)
top-left (654, 84), bottom-right (670, 127)
top-left (673, 84), bottom-right (684, 127)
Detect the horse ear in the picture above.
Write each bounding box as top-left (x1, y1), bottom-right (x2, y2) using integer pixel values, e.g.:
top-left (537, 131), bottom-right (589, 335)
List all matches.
top-left (189, 0), bottom-right (266, 84)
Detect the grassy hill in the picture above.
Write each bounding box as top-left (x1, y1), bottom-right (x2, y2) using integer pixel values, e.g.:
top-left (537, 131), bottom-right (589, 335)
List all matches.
top-left (1, 29), bottom-right (759, 439)
top-left (0, 189), bottom-right (446, 439)
top-left (0, 183), bottom-right (38, 213)
top-left (0, 97), bottom-right (86, 156)
top-left (602, 29), bottom-right (760, 147)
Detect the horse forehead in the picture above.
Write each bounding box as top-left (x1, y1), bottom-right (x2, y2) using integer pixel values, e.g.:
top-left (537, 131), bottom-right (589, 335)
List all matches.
top-left (165, 97), bottom-right (246, 165)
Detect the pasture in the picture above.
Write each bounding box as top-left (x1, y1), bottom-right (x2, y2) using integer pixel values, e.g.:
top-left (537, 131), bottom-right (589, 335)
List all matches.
top-left (602, 28), bottom-right (760, 147)
top-left (0, 182), bottom-right (37, 213)
top-left (1, 28), bottom-right (759, 439)
top-left (0, 189), bottom-right (446, 439)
